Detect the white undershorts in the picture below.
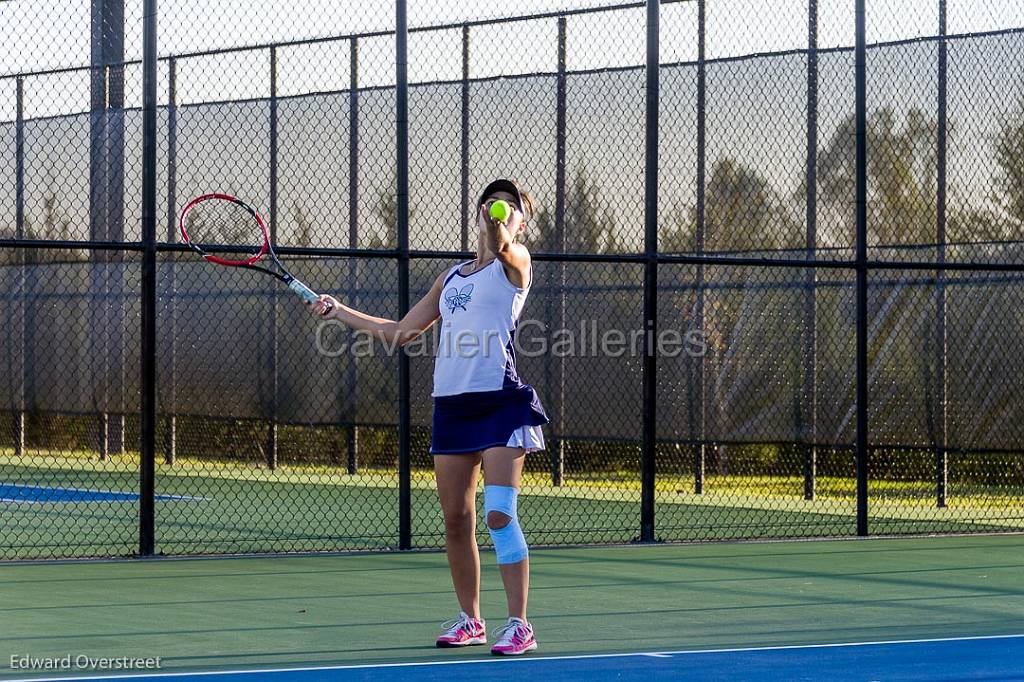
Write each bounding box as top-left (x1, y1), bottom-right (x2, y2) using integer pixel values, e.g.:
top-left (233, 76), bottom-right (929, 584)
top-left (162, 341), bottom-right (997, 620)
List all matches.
top-left (506, 424), bottom-right (546, 453)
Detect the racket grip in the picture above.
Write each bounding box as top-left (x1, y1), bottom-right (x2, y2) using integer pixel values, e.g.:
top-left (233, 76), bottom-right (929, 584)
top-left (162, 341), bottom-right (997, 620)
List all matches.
top-left (288, 278), bottom-right (319, 305)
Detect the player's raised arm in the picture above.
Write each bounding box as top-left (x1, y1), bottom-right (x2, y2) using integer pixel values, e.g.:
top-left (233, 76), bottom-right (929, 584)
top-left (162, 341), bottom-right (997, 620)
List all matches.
top-left (479, 199), bottom-right (532, 289)
top-left (313, 270), bottom-right (446, 348)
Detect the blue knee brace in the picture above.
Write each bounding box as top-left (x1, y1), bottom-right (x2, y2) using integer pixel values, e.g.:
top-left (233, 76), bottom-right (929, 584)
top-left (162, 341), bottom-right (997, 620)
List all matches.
top-left (484, 485), bottom-right (528, 565)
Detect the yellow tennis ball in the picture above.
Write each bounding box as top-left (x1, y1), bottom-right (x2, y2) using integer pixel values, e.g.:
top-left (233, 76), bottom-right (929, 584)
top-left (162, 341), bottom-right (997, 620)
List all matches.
top-left (489, 200), bottom-right (511, 222)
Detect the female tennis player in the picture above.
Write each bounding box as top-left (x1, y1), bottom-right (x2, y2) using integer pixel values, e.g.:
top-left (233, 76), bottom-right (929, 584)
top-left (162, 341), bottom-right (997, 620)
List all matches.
top-left (313, 179), bottom-right (548, 656)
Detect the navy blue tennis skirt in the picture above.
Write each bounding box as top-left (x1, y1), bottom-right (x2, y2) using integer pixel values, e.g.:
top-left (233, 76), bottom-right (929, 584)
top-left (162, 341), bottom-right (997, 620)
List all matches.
top-left (431, 385), bottom-right (549, 455)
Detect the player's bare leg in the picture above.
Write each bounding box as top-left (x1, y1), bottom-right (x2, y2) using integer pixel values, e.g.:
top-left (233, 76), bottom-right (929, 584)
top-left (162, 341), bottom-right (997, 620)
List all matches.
top-left (433, 453), bottom-right (487, 647)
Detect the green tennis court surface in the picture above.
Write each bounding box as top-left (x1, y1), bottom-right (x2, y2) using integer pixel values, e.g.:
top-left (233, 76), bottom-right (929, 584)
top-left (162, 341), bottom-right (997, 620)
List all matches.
top-left (2, 535), bottom-right (1022, 679)
top-left (4, 450), bottom-right (1023, 558)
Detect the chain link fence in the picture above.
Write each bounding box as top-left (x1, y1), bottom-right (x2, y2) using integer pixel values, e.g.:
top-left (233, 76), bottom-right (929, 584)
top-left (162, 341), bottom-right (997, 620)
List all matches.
top-left (1, 0), bottom-right (1023, 559)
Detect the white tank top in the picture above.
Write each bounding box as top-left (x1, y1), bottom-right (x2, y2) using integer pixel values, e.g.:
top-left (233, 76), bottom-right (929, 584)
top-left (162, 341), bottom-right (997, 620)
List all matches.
top-left (432, 259), bottom-right (530, 397)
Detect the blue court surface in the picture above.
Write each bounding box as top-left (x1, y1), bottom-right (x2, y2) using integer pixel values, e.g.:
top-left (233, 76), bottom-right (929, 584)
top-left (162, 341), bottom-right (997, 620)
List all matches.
top-left (12, 635), bottom-right (1024, 682)
top-left (0, 484), bottom-right (197, 504)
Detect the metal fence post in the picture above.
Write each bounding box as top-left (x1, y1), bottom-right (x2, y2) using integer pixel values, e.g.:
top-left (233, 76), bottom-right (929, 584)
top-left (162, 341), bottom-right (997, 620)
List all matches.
top-left (347, 36), bottom-right (360, 475)
top-left (460, 25), bottom-right (471, 253)
top-left (854, 0), bottom-right (870, 536)
top-left (803, 0), bottom-right (819, 501)
top-left (640, 0), bottom-right (659, 543)
top-left (551, 16), bottom-right (567, 488)
top-left (396, 0), bottom-right (412, 550)
top-left (14, 77), bottom-right (26, 459)
top-left (267, 46), bottom-right (280, 471)
top-left (139, 0), bottom-right (159, 557)
top-left (90, 0), bottom-right (127, 460)
top-left (108, 31), bottom-right (127, 459)
top-left (164, 57), bottom-right (177, 466)
top-left (935, 0), bottom-right (949, 508)
top-left (89, 58), bottom-right (110, 460)
top-left (693, 0), bottom-right (707, 495)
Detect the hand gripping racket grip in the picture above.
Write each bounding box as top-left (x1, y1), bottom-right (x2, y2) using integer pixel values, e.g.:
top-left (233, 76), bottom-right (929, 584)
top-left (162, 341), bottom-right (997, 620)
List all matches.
top-left (288, 278), bottom-right (319, 304)
top-left (288, 278), bottom-right (334, 315)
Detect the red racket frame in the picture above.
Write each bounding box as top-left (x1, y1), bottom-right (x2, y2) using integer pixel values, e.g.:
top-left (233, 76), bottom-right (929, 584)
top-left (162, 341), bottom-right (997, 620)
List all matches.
top-left (179, 193), bottom-right (269, 267)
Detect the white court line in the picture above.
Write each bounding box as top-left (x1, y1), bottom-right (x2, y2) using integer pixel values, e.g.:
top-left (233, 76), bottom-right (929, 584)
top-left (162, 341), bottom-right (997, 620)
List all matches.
top-left (10, 632), bottom-right (1024, 682)
top-left (0, 483), bottom-right (205, 503)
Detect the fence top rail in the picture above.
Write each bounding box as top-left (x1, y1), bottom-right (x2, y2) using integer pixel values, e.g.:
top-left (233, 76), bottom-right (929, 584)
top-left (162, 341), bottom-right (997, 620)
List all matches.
top-left (2, 6), bottom-right (1021, 83)
top-left (0, 0), bottom-right (685, 82)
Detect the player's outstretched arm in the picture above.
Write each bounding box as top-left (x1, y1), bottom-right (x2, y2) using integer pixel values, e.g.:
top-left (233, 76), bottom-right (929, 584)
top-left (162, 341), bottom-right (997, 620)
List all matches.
top-left (313, 270), bottom-right (445, 348)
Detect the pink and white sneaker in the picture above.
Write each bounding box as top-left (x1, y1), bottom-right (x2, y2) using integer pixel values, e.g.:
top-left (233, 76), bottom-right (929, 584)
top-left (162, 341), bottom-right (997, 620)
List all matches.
top-left (490, 617), bottom-right (537, 656)
top-left (435, 612), bottom-right (486, 648)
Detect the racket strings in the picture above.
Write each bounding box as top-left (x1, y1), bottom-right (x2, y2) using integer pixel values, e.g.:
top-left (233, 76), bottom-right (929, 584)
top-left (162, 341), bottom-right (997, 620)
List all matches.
top-left (183, 199), bottom-right (266, 263)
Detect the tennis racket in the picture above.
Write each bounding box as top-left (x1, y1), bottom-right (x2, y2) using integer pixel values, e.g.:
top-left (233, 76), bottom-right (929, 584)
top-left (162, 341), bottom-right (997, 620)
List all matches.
top-left (179, 193), bottom-right (332, 314)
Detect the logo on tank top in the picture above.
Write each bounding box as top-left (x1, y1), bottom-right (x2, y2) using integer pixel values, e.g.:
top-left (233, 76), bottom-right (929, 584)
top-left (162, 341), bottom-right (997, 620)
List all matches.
top-left (444, 283), bottom-right (474, 313)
